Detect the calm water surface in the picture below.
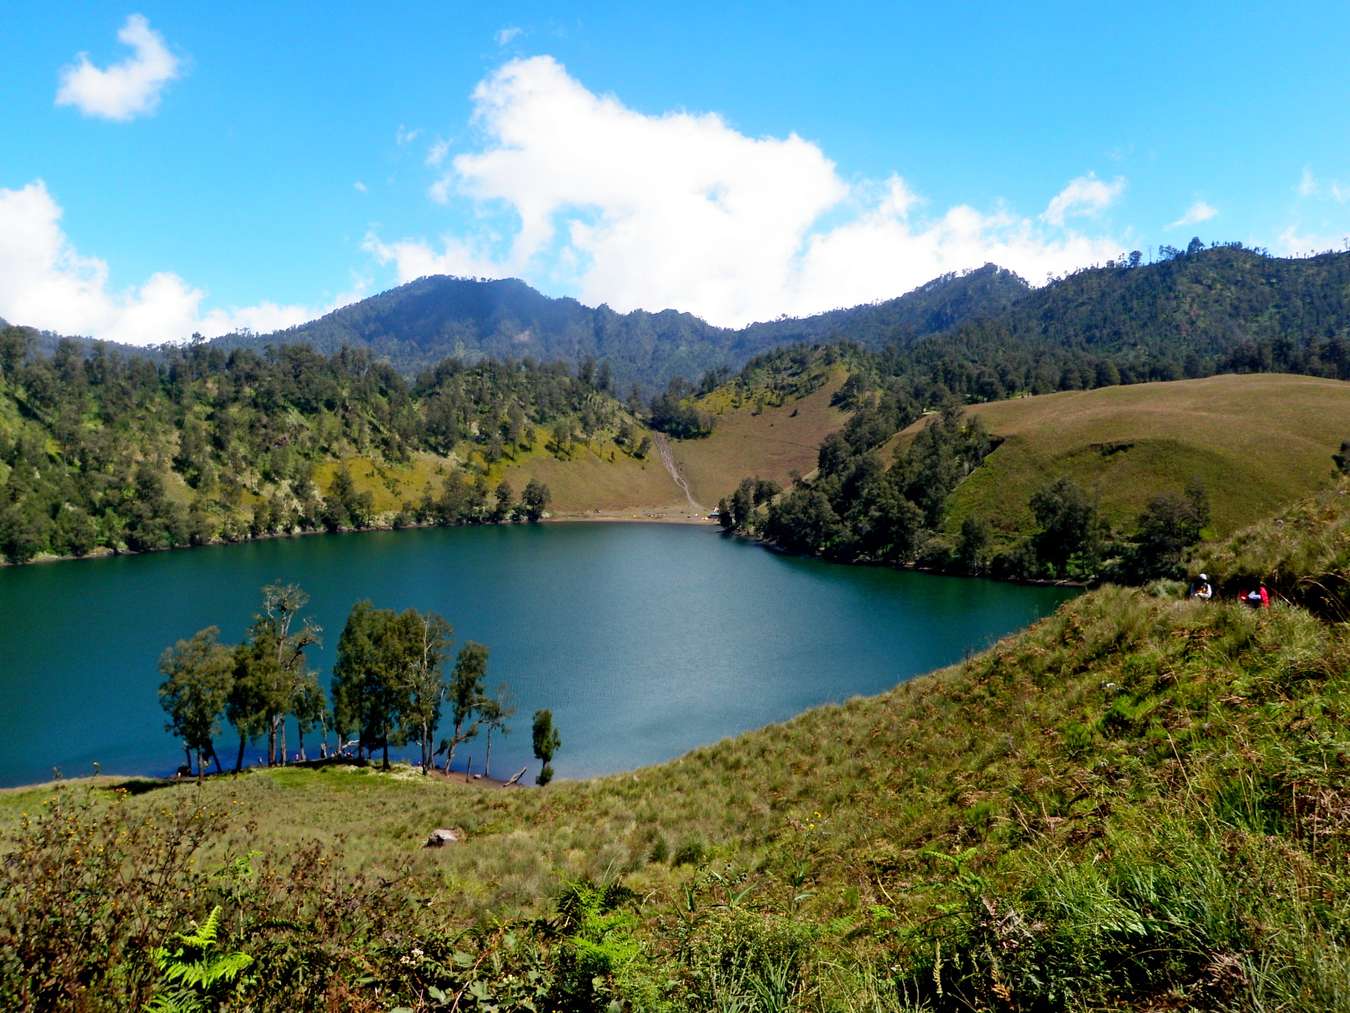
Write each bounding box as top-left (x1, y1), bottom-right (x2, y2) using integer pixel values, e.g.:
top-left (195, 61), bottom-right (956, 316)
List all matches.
top-left (0, 524), bottom-right (1075, 787)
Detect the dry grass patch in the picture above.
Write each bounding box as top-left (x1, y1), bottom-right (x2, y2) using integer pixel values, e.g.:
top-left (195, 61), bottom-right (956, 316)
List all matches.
top-left (674, 374), bottom-right (850, 506)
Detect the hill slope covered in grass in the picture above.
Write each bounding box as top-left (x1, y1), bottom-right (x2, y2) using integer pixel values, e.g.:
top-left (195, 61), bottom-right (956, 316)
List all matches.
top-left (898, 372), bottom-right (1350, 542)
top-left (3, 483), bottom-right (1347, 1010)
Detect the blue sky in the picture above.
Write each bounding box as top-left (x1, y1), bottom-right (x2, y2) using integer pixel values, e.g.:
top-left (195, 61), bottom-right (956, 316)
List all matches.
top-left (2, 2), bottom-right (1349, 343)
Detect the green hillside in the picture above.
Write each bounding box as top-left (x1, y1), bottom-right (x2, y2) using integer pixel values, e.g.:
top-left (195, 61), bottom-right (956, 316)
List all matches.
top-left (908, 373), bottom-right (1350, 541)
top-left (3, 483), bottom-right (1347, 1010)
top-left (0, 328), bottom-right (673, 563)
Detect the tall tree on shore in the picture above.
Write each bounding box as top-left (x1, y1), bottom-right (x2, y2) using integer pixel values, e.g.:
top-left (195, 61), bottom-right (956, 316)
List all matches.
top-left (158, 627), bottom-right (234, 783)
top-left (520, 479), bottom-right (551, 522)
top-left (226, 642), bottom-right (270, 773)
top-left (249, 582), bottom-right (321, 766)
top-left (393, 609), bottom-right (453, 773)
top-left (532, 709), bottom-right (561, 786)
top-left (292, 673), bottom-right (325, 762)
top-left (479, 684), bottom-right (516, 779)
top-left (332, 600), bottom-right (402, 767)
top-left (440, 642), bottom-right (489, 772)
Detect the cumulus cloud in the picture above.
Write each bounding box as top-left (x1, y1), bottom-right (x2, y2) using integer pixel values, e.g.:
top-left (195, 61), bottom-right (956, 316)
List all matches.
top-left (1041, 174), bottom-right (1126, 227)
top-left (390, 56), bottom-right (1122, 325)
top-left (55, 14), bottom-right (181, 121)
top-left (0, 180), bottom-right (364, 345)
top-left (1168, 200), bottom-right (1217, 229)
top-left (496, 26), bottom-right (523, 46)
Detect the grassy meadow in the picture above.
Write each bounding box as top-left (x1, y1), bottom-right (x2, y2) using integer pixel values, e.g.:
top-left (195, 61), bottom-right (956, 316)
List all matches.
top-left (884, 373), bottom-right (1350, 543)
top-left (4, 481), bottom-right (1347, 1009)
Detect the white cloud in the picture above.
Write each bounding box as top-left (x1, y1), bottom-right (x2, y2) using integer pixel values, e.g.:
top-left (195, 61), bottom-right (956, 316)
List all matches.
top-left (1041, 174), bottom-right (1126, 227)
top-left (427, 176), bottom-right (452, 204)
top-left (384, 56), bottom-right (1122, 325)
top-left (1275, 224), bottom-right (1349, 256)
top-left (1297, 167), bottom-right (1349, 204)
top-left (1168, 200), bottom-right (1217, 229)
top-left (425, 138), bottom-right (451, 167)
top-left (0, 180), bottom-right (364, 344)
top-left (362, 230), bottom-right (505, 282)
top-left (353, 180), bottom-right (367, 193)
top-left (55, 14), bottom-right (180, 122)
top-left (496, 26), bottom-right (523, 46)
top-left (396, 124), bottom-right (420, 145)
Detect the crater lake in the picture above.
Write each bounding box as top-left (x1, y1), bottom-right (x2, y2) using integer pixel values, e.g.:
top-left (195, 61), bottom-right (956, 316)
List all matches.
top-left (0, 523), bottom-right (1076, 788)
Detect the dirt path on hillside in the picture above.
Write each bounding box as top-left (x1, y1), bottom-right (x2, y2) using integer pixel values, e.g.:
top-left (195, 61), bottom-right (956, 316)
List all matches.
top-left (653, 433), bottom-right (703, 512)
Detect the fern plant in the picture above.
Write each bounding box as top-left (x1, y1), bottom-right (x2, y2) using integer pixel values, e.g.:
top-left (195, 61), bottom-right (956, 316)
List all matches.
top-left (146, 905), bottom-right (253, 1012)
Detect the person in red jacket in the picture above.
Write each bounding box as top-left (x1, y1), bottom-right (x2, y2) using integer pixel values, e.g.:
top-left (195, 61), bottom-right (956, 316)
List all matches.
top-left (1259, 584), bottom-right (1270, 608)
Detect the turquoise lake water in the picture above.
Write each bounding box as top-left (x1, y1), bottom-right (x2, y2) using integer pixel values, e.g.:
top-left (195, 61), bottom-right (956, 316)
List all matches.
top-left (0, 523), bottom-right (1076, 787)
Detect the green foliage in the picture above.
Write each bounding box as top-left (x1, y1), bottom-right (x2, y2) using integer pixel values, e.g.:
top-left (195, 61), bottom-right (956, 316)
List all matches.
top-left (147, 905), bottom-right (254, 1012)
top-left (1028, 476), bottom-right (1109, 578)
top-left (158, 626), bottom-right (234, 780)
top-left (520, 477), bottom-right (551, 522)
top-left (755, 403), bottom-right (992, 566)
top-left (532, 708), bottom-right (561, 785)
top-left (0, 330), bottom-right (610, 564)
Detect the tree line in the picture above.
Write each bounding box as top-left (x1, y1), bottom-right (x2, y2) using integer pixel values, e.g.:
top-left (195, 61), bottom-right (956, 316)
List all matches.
top-left (720, 401), bottom-right (1216, 585)
top-left (158, 582), bottom-right (562, 785)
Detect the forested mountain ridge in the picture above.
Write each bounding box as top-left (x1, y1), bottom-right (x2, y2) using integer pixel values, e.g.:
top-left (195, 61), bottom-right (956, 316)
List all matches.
top-left (213, 265), bottom-right (1029, 393)
top-left (893, 244), bottom-right (1350, 399)
top-left (0, 328), bottom-right (652, 565)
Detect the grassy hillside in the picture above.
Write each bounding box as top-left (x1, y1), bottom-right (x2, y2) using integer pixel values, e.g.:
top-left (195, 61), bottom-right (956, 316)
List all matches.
top-left (673, 366), bottom-right (850, 509)
top-left (497, 428), bottom-right (690, 517)
top-left (4, 484), bottom-right (1347, 1009)
top-left (886, 373), bottom-right (1350, 542)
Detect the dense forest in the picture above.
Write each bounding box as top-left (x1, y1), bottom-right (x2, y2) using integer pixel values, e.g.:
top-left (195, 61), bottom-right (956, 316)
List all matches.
top-left (883, 243), bottom-right (1350, 401)
top-left (0, 329), bottom-right (611, 564)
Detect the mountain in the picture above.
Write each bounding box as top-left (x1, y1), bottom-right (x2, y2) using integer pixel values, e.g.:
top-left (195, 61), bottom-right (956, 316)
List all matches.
top-left (214, 265), bottom-right (1029, 393)
top-left (896, 245), bottom-right (1350, 398)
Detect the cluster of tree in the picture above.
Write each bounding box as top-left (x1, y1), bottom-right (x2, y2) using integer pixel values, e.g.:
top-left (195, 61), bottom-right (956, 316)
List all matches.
top-left (646, 379), bottom-right (714, 438)
top-left (720, 399), bottom-right (1214, 584)
top-left (0, 328), bottom-right (590, 563)
top-left (728, 404), bottom-right (991, 561)
top-left (158, 582), bottom-right (561, 784)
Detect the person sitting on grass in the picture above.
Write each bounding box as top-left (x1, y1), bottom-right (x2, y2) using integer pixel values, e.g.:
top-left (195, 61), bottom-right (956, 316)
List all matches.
top-left (1191, 573), bottom-right (1213, 600)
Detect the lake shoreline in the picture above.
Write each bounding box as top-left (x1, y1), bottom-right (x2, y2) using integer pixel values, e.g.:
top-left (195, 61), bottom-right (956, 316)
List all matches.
top-left (1, 759), bottom-right (528, 796)
top-left (0, 511), bottom-right (718, 570)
